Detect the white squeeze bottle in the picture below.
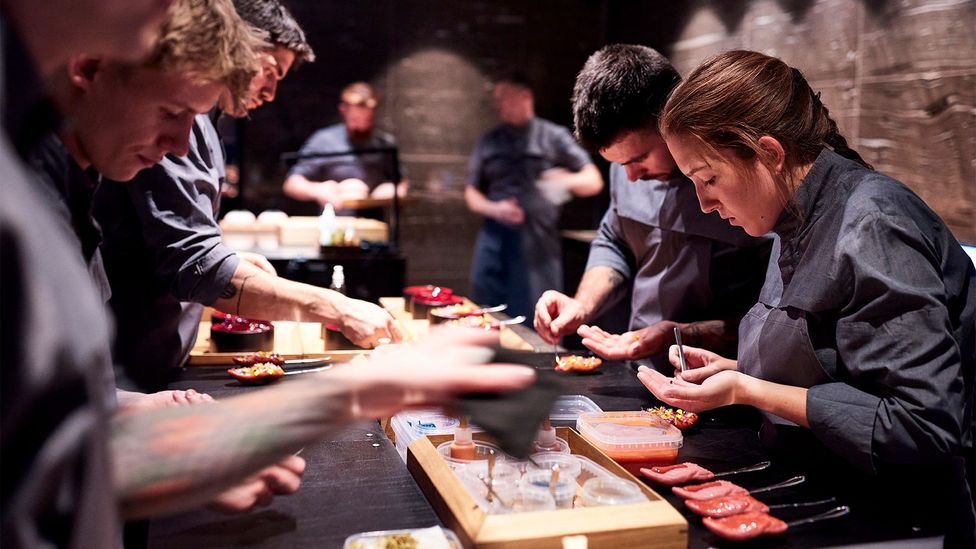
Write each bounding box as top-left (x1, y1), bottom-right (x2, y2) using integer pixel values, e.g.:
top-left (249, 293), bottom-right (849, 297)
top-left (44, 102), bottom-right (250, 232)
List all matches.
top-left (318, 203), bottom-right (336, 246)
top-left (329, 265), bottom-right (346, 295)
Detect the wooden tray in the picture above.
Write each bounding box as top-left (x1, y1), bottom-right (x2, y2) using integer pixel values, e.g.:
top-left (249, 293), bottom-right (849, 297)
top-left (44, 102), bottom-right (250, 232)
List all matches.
top-left (379, 297), bottom-right (533, 351)
top-left (188, 319), bottom-right (367, 365)
top-left (406, 428), bottom-right (687, 548)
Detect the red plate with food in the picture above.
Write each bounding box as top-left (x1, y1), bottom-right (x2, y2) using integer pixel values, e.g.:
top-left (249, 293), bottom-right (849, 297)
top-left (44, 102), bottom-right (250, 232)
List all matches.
top-left (646, 405), bottom-right (699, 430)
top-left (227, 362), bottom-right (285, 385)
top-left (554, 354), bottom-right (603, 372)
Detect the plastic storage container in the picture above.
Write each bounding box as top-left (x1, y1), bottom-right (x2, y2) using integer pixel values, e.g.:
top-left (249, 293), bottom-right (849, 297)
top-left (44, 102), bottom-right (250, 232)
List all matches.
top-left (576, 411), bottom-right (683, 473)
top-left (581, 476), bottom-right (647, 507)
top-left (343, 526), bottom-right (461, 549)
top-left (549, 394), bottom-right (603, 423)
top-left (389, 410), bottom-right (463, 462)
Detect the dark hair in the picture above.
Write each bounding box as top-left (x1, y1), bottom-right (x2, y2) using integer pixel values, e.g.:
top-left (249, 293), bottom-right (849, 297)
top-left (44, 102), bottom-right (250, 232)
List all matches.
top-left (233, 0), bottom-right (315, 65)
top-left (572, 44), bottom-right (681, 151)
top-left (495, 71), bottom-right (533, 93)
top-left (660, 50), bottom-right (871, 175)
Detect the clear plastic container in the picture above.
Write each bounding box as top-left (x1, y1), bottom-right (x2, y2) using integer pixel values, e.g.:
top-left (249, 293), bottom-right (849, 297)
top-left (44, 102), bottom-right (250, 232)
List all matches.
top-left (522, 469), bottom-right (576, 508)
top-left (581, 477), bottom-right (648, 507)
top-left (550, 394), bottom-right (603, 423)
top-left (574, 454), bottom-right (617, 485)
top-left (456, 463), bottom-right (520, 514)
top-left (526, 452), bottom-right (582, 480)
top-left (343, 526), bottom-right (461, 549)
top-left (436, 439), bottom-right (502, 469)
top-left (576, 411), bottom-right (682, 473)
top-left (389, 410), bottom-right (464, 462)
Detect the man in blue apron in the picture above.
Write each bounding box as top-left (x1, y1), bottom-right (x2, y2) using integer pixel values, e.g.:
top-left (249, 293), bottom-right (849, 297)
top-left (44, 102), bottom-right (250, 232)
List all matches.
top-left (466, 72), bottom-right (603, 318)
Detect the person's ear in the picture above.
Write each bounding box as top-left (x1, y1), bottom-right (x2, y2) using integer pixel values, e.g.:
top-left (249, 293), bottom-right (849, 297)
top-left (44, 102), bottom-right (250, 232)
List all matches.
top-left (65, 55), bottom-right (102, 91)
top-left (338, 102), bottom-right (348, 115)
top-left (757, 135), bottom-right (786, 173)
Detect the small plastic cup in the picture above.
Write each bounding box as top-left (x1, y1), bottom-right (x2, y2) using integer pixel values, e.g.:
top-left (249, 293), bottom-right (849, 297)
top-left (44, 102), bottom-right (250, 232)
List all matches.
top-left (436, 439), bottom-right (501, 469)
top-left (515, 484), bottom-right (557, 512)
top-left (581, 477), bottom-right (647, 507)
top-left (522, 470), bottom-right (576, 509)
top-left (456, 464), bottom-right (519, 514)
top-left (527, 452), bottom-right (582, 480)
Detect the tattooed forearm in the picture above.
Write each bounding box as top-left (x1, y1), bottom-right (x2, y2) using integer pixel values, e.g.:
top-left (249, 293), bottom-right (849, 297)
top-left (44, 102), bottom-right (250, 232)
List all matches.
top-left (110, 377), bottom-right (353, 519)
top-left (219, 282), bottom-right (237, 300)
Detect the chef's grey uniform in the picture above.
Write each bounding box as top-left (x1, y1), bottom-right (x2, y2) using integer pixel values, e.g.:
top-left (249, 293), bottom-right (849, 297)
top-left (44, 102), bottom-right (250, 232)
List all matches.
top-left (586, 163), bottom-right (769, 369)
top-left (738, 149), bottom-right (975, 545)
top-left (467, 118), bottom-right (593, 318)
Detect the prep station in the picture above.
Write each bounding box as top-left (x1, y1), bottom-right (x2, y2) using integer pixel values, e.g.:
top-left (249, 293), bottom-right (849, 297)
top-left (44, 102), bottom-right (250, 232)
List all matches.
top-left (146, 307), bottom-right (949, 549)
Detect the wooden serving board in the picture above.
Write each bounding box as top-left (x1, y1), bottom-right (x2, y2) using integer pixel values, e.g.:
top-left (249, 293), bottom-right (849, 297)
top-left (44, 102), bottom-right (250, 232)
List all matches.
top-left (379, 297), bottom-right (534, 351)
top-left (188, 319), bottom-right (367, 365)
top-left (406, 428), bottom-right (687, 549)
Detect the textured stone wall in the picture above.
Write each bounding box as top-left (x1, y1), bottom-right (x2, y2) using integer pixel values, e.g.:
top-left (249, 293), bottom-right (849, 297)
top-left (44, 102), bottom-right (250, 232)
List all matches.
top-left (241, 0), bottom-right (607, 293)
top-left (608, 0), bottom-right (976, 243)
top-left (240, 1), bottom-right (975, 296)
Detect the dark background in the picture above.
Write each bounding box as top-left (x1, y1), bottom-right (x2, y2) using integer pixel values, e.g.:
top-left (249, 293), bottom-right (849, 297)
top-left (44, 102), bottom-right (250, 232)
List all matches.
top-left (230, 0), bottom-right (976, 294)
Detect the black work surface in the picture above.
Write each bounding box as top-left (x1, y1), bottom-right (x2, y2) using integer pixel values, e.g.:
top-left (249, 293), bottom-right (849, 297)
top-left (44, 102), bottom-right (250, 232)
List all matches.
top-left (148, 355), bottom-right (945, 549)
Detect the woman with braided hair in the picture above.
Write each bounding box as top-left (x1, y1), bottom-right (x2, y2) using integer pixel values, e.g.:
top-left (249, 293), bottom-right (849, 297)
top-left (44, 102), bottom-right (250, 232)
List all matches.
top-left (638, 50), bottom-right (974, 546)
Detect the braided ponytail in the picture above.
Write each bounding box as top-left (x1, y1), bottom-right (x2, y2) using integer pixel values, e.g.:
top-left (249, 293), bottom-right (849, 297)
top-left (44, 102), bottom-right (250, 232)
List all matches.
top-left (806, 81), bottom-right (873, 170)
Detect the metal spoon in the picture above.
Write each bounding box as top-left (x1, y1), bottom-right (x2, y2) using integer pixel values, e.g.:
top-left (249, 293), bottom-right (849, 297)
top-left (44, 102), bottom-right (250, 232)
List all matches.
top-left (785, 505), bottom-right (850, 527)
top-left (497, 315), bottom-right (527, 326)
top-left (712, 460), bottom-right (772, 478)
top-left (475, 303), bottom-right (508, 314)
top-left (750, 475), bottom-right (806, 495)
top-left (769, 496), bottom-right (837, 510)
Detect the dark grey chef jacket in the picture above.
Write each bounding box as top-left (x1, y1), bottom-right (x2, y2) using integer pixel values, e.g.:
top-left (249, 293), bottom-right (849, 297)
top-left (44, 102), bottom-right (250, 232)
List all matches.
top-left (585, 163), bottom-right (769, 368)
top-left (93, 114), bottom-right (239, 391)
top-left (1, 140), bottom-right (119, 548)
top-left (738, 148), bottom-right (975, 544)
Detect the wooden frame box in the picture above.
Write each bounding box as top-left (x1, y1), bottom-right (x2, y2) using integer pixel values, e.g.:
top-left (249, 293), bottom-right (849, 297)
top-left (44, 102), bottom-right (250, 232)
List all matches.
top-left (406, 428), bottom-right (687, 548)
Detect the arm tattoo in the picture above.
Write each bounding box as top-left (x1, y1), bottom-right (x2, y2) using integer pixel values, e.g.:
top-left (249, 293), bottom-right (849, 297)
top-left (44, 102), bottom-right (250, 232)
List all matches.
top-left (219, 282), bottom-right (237, 300)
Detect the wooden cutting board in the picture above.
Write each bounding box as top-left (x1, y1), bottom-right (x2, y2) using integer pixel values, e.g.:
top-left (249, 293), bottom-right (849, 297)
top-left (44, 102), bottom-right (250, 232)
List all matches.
top-left (188, 319), bottom-right (366, 365)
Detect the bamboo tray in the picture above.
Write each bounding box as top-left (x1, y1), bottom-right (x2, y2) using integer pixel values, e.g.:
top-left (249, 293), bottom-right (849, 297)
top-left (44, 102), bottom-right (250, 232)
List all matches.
top-left (379, 297), bottom-right (533, 351)
top-left (188, 319), bottom-right (367, 365)
top-left (406, 428), bottom-right (687, 548)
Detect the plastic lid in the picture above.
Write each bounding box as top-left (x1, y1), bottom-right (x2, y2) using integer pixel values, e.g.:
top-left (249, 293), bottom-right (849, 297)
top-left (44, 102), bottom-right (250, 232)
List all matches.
top-left (398, 410), bottom-right (460, 435)
top-left (576, 411), bottom-right (683, 450)
top-left (550, 394), bottom-right (603, 422)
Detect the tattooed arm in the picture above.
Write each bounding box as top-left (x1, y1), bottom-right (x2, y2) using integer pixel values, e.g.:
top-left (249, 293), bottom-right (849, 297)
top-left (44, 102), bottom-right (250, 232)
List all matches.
top-left (211, 258), bottom-right (402, 347)
top-left (534, 266), bottom-right (627, 344)
top-left (112, 330), bottom-right (536, 519)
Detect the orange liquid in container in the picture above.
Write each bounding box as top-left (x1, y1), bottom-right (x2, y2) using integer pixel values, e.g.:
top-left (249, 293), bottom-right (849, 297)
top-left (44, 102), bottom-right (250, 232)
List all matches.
top-left (576, 412), bottom-right (683, 474)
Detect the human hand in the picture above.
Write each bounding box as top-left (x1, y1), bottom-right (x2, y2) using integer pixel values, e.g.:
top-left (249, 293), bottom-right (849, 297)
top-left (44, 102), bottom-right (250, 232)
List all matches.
top-left (336, 296), bottom-right (404, 347)
top-left (536, 168), bottom-right (573, 205)
top-left (116, 389), bottom-right (214, 415)
top-left (636, 366), bottom-right (743, 413)
top-left (330, 327), bottom-right (536, 420)
top-left (578, 320), bottom-right (678, 361)
top-left (668, 344), bottom-right (738, 383)
top-left (337, 178), bottom-right (370, 201)
top-left (237, 252), bottom-right (277, 276)
top-left (492, 198), bottom-right (525, 226)
top-left (207, 454), bottom-right (306, 514)
top-left (314, 181), bottom-right (343, 210)
top-left (534, 290), bottom-right (586, 344)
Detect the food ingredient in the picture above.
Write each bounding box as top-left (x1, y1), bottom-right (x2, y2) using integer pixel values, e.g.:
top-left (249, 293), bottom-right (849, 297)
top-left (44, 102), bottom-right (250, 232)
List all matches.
top-left (672, 480), bottom-right (748, 501)
top-left (646, 406), bottom-right (698, 430)
top-left (686, 493), bottom-right (769, 518)
top-left (554, 355), bottom-right (602, 372)
top-left (641, 462), bottom-right (714, 485)
top-left (702, 511), bottom-right (787, 541)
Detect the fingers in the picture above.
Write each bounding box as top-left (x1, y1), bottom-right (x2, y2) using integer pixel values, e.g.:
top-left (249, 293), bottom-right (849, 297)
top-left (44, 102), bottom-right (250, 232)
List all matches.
top-left (259, 460), bottom-right (304, 495)
top-left (386, 318), bottom-right (404, 343)
top-left (533, 297), bottom-right (556, 343)
top-left (636, 366), bottom-right (704, 411)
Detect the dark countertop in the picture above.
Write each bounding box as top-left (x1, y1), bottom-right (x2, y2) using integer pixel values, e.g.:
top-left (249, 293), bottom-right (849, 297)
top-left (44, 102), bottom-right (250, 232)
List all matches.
top-left (148, 354), bottom-right (946, 549)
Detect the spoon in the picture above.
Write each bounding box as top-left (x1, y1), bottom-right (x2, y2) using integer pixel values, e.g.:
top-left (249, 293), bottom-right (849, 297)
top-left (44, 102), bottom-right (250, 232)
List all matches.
top-left (712, 460), bottom-right (772, 478)
top-left (549, 463), bottom-right (560, 499)
top-left (497, 315), bottom-right (527, 326)
top-left (486, 450), bottom-right (496, 503)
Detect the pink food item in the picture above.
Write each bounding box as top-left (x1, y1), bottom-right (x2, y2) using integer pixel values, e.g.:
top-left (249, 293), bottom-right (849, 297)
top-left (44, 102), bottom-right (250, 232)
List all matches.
top-left (641, 462), bottom-right (715, 486)
top-left (702, 511), bottom-right (788, 541)
top-left (686, 493), bottom-right (770, 518)
top-left (672, 480), bottom-right (748, 501)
